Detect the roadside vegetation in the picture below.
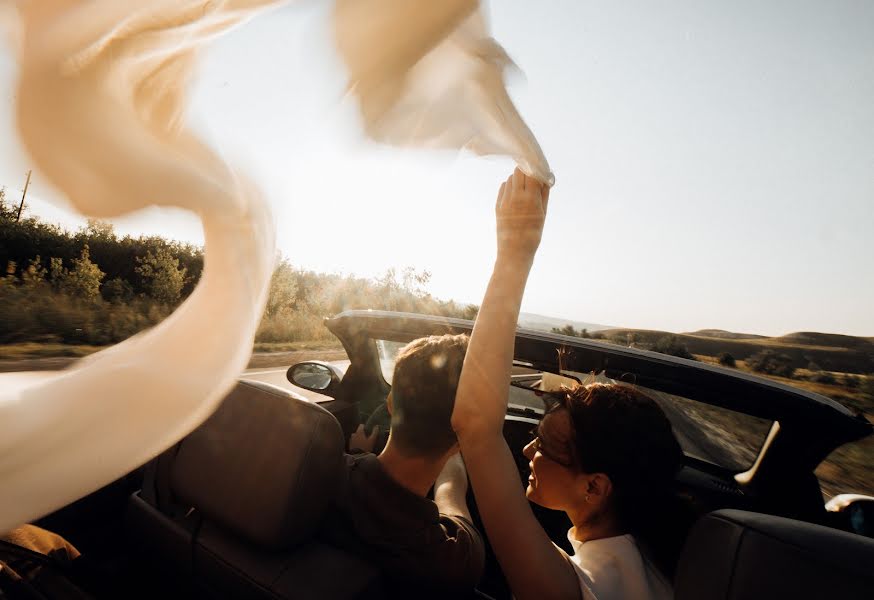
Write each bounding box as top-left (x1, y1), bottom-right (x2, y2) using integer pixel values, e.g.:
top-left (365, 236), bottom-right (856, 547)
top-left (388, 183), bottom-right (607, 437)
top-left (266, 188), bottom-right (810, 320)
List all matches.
top-left (0, 190), bottom-right (477, 353)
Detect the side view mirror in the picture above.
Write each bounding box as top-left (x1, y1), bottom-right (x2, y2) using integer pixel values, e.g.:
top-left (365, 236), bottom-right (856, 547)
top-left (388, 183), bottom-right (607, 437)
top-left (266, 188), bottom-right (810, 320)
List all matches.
top-left (826, 494), bottom-right (874, 538)
top-left (287, 361), bottom-right (343, 396)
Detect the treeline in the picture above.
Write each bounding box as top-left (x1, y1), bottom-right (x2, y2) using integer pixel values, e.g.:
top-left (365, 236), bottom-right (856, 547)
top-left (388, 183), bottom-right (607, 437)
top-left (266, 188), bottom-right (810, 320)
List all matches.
top-left (0, 190), bottom-right (476, 346)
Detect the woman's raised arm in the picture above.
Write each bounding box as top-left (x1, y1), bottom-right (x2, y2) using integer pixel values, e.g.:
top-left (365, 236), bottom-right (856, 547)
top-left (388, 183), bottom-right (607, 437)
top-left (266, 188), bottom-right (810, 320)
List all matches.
top-left (452, 170), bottom-right (581, 600)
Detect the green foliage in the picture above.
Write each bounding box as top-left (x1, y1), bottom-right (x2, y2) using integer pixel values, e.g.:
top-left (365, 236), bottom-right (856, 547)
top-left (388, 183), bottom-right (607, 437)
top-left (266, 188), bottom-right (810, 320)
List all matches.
top-left (61, 245), bottom-right (105, 300)
top-left (21, 255), bottom-right (48, 289)
top-left (102, 277), bottom-right (134, 303)
top-left (135, 247), bottom-right (187, 304)
top-left (461, 304), bottom-right (479, 321)
top-left (717, 352), bottom-right (736, 367)
top-left (1, 203), bottom-right (482, 347)
top-left (746, 350), bottom-right (795, 378)
top-left (652, 335), bottom-right (696, 360)
top-left (551, 324), bottom-right (590, 338)
top-left (264, 258), bottom-right (298, 318)
top-left (255, 265), bottom-right (472, 343)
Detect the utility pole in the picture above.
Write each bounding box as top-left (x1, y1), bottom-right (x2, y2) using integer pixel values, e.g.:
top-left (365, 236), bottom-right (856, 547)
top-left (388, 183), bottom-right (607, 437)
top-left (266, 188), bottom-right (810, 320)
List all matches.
top-left (16, 170), bottom-right (32, 222)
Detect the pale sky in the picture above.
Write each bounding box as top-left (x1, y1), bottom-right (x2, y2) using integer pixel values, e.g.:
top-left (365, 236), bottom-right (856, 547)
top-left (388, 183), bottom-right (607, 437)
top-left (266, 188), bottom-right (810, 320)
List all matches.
top-left (1, 1), bottom-right (873, 336)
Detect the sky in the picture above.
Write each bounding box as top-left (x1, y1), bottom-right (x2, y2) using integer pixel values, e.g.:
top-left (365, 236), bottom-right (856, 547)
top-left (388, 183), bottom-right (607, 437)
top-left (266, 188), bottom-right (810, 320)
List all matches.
top-left (1, 0), bottom-right (873, 336)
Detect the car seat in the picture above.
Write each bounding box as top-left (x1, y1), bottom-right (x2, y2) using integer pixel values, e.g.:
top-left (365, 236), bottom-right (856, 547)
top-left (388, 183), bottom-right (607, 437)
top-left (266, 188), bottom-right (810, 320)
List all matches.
top-left (674, 509), bottom-right (874, 599)
top-left (125, 379), bottom-right (384, 599)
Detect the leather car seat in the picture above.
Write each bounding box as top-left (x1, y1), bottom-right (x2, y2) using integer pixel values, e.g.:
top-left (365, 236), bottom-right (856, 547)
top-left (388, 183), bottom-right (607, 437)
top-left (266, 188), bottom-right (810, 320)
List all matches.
top-left (125, 379), bottom-right (384, 599)
top-left (674, 509), bottom-right (874, 600)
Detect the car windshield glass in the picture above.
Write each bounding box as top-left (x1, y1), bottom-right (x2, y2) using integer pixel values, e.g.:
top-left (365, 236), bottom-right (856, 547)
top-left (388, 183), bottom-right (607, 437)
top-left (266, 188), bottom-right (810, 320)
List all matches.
top-left (375, 338), bottom-right (772, 472)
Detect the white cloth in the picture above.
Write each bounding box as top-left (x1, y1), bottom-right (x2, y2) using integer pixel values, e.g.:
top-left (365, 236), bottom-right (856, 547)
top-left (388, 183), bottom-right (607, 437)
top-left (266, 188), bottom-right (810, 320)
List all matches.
top-left (559, 532), bottom-right (673, 600)
top-left (334, 0), bottom-right (554, 185)
top-left (0, 1), bottom-right (551, 533)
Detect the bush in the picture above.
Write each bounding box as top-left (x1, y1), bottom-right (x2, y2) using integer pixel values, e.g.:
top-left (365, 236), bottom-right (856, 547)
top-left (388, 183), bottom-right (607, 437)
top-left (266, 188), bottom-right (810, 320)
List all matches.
top-left (747, 350), bottom-right (796, 378)
top-left (135, 247), bottom-right (187, 304)
top-left (809, 371), bottom-right (836, 385)
top-left (717, 352), bottom-right (736, 367)
top-left (652, 335), bottom-right (696, 360)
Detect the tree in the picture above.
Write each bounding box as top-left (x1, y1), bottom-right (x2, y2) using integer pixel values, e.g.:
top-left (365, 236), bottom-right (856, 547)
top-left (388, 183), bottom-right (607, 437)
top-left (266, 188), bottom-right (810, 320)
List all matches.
top-left (21, 256), bottom-right (48, 289)
top-left (652, 335), bottom-right (696, 360)
top-left (462, 304), bottom-right (479, 320)
top-left (50, 245), bottom-right (105, 300)
top-left (264, 259), bottom-right (298, 317)
top-left (102, 277), bottom-right (134, 303)
top-left (717, 352), bottom-right (736, 368)
top-left (135, 247), bottom-right (187, 304)
top-left (746, 350), bottom-right (795, 379)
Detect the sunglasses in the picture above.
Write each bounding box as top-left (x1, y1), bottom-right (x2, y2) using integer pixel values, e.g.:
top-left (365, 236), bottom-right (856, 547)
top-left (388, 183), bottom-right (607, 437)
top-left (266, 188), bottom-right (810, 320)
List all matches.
top-left (529, 429), bottom-right (575, 468)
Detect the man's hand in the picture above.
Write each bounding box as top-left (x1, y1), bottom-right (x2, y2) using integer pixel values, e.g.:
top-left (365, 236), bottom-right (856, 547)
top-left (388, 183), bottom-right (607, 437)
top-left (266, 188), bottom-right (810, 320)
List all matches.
top-left (496, 168), bottom-right (549, 265)
top-left (349, 424), bottom-right (379, 453)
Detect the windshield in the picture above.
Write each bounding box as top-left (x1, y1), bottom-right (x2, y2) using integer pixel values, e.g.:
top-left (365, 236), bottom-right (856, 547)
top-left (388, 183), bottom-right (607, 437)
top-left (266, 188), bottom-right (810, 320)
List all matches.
top-left (374, 337), bottom-right (772, 471)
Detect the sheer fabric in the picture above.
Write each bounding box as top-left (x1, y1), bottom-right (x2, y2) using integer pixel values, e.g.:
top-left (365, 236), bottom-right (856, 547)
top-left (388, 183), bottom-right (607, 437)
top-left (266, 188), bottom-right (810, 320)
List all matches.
top-left (0, 0), bottom-right (551, 533)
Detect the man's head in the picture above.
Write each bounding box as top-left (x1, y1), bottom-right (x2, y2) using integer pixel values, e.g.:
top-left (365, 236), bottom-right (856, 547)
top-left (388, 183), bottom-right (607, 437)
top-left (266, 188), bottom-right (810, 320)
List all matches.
top-left (387, 334), bottom-right (469, 460)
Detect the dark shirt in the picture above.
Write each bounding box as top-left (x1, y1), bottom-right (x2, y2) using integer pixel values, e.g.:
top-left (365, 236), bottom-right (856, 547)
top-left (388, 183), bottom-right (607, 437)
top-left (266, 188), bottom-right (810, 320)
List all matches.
top-left (320, 453), bottom-right (485, 593)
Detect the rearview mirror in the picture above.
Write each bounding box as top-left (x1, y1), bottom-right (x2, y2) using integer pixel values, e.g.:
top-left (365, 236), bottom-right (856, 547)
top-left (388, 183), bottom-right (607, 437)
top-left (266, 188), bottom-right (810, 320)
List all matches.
top-left (287, 361), bottom-right (343, 395)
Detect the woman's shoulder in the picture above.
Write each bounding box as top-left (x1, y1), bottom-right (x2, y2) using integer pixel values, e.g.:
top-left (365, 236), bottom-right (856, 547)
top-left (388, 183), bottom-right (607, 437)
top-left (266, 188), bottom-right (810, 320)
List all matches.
top-left (562, 534), bottom-right (672, 600)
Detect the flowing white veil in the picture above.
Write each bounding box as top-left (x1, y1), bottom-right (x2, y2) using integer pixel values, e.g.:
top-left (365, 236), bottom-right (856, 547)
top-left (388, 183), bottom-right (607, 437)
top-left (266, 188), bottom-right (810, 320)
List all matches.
top-left (0, 0), bottom-right (551, 533)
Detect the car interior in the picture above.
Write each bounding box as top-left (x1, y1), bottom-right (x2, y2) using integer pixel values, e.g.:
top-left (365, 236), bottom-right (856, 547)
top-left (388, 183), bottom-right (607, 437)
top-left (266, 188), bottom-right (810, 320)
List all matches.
top-left (6, 311), bottom-right (874, 599)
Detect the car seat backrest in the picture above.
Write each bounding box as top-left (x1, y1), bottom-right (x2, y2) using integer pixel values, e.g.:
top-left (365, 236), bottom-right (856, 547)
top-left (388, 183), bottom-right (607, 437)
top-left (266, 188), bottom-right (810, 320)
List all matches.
top-left (675, 509), bottom-right (874, 600)
top-left (170, 379), bottom-right (344, 549)
top-left (127, 379), bottom-right (385, 599)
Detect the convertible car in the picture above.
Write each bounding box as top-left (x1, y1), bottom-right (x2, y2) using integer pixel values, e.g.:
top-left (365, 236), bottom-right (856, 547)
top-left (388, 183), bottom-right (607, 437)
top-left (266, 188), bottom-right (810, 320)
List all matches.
top-left (3, 310), bottom-right (873, 599)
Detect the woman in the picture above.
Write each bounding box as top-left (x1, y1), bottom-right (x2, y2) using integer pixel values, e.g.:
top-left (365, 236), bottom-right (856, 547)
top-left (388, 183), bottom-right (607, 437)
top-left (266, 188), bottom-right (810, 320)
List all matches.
top-left (452, 169), bottom-right (692, 600)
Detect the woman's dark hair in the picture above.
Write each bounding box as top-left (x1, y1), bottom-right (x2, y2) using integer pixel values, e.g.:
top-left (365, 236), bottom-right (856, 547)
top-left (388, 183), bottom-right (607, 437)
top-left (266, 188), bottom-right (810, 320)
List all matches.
top-left (550, 383), bottom-right (695, 581)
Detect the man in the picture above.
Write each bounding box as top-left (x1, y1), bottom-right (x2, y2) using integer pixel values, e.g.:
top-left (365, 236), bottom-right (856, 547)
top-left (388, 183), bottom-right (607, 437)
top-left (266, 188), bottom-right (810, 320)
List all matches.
top-left (320, 333), bottom-right (485, 594)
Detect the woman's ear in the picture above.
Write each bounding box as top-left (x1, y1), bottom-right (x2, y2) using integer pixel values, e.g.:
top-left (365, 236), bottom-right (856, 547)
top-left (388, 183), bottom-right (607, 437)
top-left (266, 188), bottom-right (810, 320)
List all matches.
top-left (586, 472), bottom-right (613, 505)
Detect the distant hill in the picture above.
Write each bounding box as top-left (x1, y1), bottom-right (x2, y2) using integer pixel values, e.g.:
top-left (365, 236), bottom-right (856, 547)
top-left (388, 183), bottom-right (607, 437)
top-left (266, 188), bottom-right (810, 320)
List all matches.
top-left (599, 328), bottom-right (874, 375)
top-left (518, 312), bottom-right (612, 334)
top-left (513, 314), bottom-right (874, 374)
top-left (774, 332), bottom-right (874, 350)
top-left (685, 329), bottom-right (767, 340)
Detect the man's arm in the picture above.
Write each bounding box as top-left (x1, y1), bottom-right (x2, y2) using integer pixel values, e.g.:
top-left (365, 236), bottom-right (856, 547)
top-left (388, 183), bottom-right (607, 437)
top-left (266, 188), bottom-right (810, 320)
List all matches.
top-left (433, 452), bottom-right (471, 521)
top-left (431, 452), bottom-right (485, 590)
top-left (452, 170), bottom-right (581, 600)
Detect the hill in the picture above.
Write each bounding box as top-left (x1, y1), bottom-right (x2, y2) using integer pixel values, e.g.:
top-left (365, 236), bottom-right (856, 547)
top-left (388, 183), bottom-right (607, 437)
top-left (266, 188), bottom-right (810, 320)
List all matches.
top-left (518, 312), bottom-right (611, 334)
top-left (600, 328), bottom-right (874, 375)
top-left (685, 329), bottom-right (767, 340)
top-left (774, 332), bottom-right (874, 350)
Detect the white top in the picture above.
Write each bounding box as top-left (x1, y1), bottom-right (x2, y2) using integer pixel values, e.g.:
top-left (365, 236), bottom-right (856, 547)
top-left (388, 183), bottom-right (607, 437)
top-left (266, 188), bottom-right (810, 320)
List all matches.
top-left (557, 531), bottom-right (673, 600)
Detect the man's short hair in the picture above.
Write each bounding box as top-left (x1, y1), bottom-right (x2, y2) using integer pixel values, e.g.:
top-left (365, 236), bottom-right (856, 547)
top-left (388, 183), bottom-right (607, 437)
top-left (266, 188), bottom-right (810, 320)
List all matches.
top-left (389, 334), bottom-right (469, 459)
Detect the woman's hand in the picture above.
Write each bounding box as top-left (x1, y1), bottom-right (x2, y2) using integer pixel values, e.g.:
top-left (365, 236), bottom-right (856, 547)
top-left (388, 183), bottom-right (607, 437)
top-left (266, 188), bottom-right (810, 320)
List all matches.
top-left (496, 168), bottom-right (550, 266)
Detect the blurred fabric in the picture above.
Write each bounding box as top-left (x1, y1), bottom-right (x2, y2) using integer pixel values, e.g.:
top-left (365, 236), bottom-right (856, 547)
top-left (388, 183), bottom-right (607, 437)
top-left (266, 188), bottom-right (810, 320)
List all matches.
top-left (0, 0), bottom-right (550, 534)
top-left (334, 0), bottom-right (554, 185)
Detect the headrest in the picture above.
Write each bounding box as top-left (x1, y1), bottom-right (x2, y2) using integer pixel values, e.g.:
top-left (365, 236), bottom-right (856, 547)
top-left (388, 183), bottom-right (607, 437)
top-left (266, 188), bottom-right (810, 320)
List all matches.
top-left (170, 379), bottom-right (345, 550)
top-left (675, 509), bottom-right (874, 600)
